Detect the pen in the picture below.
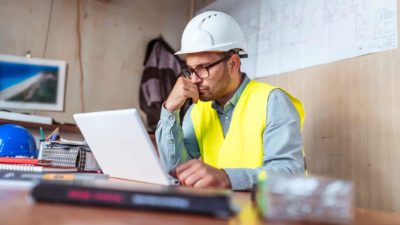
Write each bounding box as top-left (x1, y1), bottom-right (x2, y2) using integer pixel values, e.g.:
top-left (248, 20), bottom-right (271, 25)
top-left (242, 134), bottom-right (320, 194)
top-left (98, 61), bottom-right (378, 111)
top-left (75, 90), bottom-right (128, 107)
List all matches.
top-left (50, 133), bottom-right (58, 141)
top-left (40, 127), bottom-right (45, 141)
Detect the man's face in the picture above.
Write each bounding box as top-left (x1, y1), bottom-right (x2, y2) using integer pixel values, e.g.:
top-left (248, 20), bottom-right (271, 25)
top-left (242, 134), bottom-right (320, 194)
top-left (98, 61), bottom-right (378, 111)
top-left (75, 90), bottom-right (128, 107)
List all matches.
top-left (185, 52), bottom-right (231, 102)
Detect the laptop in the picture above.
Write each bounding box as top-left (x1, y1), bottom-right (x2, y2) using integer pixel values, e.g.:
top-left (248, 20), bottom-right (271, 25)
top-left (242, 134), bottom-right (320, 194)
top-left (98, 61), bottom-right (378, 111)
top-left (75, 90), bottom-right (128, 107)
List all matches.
top-left (73, 108), bottom-right (178, 186)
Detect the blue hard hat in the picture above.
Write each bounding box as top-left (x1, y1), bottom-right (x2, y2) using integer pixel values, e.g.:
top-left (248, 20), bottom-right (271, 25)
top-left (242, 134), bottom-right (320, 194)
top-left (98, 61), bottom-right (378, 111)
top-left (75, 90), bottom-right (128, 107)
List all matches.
top-left (0, 124), bottom-right (38, 158)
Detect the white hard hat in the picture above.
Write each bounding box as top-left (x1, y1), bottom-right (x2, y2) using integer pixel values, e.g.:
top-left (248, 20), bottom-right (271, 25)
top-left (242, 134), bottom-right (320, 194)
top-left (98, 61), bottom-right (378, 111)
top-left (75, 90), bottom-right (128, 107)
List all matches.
top-left (175, 11), bottom-right (247, 56)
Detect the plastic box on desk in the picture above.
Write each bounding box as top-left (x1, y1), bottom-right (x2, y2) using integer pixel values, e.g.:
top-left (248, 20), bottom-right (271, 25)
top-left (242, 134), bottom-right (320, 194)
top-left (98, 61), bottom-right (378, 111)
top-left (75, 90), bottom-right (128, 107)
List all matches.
top-left (38, 141), bottom-right (100, 172)
top-left (257, 175), bottom-right (353, 224)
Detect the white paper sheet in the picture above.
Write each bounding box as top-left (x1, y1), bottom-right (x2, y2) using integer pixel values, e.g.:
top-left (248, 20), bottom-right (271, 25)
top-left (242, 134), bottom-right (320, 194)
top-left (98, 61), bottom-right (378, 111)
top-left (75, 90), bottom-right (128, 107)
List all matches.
top-left (199, 0), bottom-right (398, 78)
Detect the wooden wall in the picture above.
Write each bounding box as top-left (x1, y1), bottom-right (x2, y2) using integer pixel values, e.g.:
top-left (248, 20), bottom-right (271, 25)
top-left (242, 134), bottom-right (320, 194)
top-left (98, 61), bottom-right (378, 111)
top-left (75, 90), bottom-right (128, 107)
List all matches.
top-left (0, 0), bottom-right (190, 123)
top-left (257, 13), bottom-right (400, 212)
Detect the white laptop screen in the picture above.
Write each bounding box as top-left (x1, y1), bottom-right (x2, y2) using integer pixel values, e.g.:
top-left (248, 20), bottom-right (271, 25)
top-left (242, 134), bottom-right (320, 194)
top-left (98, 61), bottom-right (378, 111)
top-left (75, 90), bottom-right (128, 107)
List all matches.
top-left (74, 109), bottom-right (171, 186)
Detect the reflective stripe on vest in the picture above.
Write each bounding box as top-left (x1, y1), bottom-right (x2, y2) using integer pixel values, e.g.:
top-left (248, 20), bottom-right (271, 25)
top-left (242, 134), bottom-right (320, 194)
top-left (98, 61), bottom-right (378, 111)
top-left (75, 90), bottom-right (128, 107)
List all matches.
top-left (191, 80), bottom-right (305, 169)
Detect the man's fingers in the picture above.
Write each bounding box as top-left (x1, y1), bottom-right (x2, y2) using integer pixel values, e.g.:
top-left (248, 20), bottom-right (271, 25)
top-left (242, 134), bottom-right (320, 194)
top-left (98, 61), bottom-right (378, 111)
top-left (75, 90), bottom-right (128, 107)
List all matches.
top-left (164, 77), bottom-right (198, 112)
top-left (179, 78), bottom-right (199, 104)
top-left (193, 176), bottom-right (212, 188)
top-left (191, 96), bottom-right (199, 104)
top-left (183, 171), bottom-right (204, 187)
top-left (175, 159), bottom-right (199, 176)
top-left (184, 82), bottom-right (199, 103)
top-left (191, 89), bottom-right (199, 103)
top-left (177, 162), bottom-right (202, 185)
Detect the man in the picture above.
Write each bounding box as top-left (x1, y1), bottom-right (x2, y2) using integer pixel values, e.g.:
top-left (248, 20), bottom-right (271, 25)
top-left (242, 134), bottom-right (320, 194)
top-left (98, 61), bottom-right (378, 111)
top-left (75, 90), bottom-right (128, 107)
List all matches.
top-left (156, 11), bottom-right (305, 190)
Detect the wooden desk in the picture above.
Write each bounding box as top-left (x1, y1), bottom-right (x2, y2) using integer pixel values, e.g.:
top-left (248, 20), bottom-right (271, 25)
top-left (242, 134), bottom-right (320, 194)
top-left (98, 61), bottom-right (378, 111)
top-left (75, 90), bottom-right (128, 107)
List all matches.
top-left (1, 180), bottom-right (400, 225)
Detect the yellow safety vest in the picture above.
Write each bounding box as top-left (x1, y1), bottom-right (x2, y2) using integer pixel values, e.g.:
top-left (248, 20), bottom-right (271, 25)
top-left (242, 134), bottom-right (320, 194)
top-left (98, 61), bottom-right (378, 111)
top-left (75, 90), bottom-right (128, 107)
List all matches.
top-left (191, 80), bottom-right (305, 169)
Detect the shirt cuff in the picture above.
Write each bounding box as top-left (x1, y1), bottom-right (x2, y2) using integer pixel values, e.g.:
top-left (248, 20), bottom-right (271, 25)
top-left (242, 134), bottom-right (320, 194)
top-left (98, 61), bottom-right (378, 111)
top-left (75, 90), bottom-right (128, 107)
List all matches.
top-left (160, 103), bottom-right (180, 122)
top-left (224, 168), bottom-right (256, 190)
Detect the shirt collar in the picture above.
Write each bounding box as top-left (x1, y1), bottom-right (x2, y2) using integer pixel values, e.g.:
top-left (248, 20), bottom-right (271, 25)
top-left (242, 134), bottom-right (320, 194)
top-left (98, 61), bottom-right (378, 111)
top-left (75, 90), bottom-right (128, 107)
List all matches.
top-left (211, 73), bottom-right (250, 112)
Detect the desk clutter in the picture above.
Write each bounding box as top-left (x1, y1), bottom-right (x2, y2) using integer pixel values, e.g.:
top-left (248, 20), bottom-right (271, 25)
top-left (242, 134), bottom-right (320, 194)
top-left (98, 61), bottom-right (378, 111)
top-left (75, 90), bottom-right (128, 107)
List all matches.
top-left (0, 125), bottom-right (100, 173)
top-left (0, 143), bottom-right (100, 173)
top-left (29, 174), bottom-right (354, 221)
top-left (1, 124), bottom-right (355, 222)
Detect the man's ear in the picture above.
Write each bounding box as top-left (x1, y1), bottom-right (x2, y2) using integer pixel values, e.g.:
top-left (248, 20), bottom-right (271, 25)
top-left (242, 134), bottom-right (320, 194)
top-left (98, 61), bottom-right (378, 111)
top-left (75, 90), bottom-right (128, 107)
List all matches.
top-left (229, 54), bottom-right (241, 72)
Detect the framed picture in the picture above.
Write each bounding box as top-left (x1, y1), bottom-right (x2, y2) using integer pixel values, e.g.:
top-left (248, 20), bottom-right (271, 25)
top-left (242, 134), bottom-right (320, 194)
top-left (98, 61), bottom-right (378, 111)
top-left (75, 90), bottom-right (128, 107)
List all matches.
top-left (0, 54), bottom-right (67, 111)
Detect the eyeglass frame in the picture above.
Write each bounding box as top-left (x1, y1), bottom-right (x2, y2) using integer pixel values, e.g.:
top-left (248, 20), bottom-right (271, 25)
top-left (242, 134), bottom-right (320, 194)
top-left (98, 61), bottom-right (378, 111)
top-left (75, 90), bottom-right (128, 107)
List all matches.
top-left (181, 52), bottom-right (234, 79)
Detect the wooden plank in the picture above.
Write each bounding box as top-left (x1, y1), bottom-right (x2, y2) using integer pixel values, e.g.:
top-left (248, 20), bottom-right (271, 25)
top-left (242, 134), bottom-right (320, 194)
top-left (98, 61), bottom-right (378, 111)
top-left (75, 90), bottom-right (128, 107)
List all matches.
top-left (0, 0), bottom-right (190, 124)
top-left (0, 0), bottom-right (52, 57)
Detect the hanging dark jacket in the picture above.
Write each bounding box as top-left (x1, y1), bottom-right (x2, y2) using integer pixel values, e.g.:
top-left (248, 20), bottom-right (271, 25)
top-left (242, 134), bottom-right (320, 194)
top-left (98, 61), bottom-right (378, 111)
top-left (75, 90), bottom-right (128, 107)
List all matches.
top-left (139, 37), bottom-right (184, 132)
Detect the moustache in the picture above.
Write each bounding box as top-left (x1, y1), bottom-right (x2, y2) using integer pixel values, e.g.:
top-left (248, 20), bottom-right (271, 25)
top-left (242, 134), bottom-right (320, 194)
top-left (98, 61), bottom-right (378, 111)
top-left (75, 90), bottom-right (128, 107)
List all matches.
top-left (197, 85), bottom-right (207, 90)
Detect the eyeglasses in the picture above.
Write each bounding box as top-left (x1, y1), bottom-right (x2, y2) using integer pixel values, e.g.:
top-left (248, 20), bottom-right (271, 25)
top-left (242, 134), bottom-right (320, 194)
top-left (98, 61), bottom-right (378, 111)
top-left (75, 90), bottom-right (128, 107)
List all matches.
top-left (182, 53), bottom-right (232, 79)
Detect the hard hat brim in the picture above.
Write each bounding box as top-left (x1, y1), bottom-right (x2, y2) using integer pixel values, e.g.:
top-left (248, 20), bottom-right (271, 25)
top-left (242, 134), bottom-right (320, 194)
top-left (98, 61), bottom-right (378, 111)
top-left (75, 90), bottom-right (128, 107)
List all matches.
top-left (175, 47), bottom-right (247, 56)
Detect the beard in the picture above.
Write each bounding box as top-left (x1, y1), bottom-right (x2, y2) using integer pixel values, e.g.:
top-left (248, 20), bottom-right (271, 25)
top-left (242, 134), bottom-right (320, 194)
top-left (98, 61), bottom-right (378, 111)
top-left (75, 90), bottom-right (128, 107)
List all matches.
top-left (198, 64), bottom-right (231, 102)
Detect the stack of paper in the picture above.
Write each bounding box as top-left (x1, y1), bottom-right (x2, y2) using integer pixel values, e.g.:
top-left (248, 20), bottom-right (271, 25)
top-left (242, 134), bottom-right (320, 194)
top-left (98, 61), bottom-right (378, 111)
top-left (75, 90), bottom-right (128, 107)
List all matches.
top-left (0, 157), bottom-right (77, 173)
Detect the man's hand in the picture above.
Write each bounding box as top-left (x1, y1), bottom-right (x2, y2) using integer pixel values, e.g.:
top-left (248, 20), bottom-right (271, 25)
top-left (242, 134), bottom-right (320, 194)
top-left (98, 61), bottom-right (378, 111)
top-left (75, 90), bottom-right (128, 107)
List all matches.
top-left (174, 159), bottom-right (231, 189)
top-left (164, 77), bottom-right (199, 112)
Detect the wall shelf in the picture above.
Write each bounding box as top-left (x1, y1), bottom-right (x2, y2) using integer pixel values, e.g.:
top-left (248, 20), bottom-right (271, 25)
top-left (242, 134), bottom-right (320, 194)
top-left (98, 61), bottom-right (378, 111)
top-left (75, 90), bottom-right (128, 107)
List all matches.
top-left (0, 119), bottom-right (80, 133)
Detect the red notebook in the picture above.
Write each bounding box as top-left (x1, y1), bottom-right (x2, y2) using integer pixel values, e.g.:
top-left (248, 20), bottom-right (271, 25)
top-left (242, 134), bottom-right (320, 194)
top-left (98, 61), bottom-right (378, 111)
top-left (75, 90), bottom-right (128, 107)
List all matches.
top-left (0, 157), bottom-right (52, 166)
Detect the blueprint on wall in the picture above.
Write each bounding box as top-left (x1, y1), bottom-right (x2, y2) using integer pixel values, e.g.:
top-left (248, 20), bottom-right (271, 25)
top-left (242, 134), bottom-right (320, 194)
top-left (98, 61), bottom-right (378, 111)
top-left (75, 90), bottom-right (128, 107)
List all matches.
top-left (199, 0), bottom-right (398, 78)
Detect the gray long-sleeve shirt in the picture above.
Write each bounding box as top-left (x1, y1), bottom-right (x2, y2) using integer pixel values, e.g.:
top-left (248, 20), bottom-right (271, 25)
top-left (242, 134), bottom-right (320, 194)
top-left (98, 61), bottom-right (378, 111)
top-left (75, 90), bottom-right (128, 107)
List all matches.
top-left (156, 75), bottom-right (305, 190)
